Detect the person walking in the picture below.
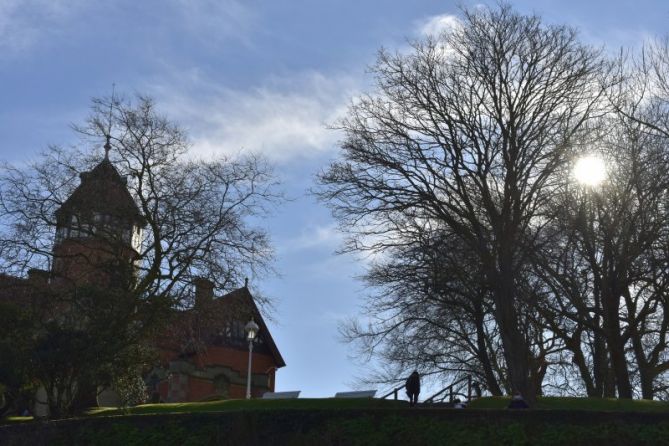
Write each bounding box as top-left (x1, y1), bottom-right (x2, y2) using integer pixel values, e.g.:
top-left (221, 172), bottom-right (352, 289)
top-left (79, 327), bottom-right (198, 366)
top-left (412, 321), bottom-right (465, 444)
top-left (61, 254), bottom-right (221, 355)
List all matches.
top-left (405, 370), bottom-right (421, 407)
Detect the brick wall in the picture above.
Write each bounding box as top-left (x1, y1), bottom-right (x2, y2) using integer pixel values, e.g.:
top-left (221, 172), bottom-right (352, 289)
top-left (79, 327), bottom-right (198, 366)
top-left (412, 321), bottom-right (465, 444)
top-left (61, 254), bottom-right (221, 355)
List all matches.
top-left (158, 345), bottom-right (278, 402)
top-left (51, 238), bottom-right (137, 288)
top-left (187, 377), bottom-right (216, 401)
top-left (195, 345), bottom-right (277, 379)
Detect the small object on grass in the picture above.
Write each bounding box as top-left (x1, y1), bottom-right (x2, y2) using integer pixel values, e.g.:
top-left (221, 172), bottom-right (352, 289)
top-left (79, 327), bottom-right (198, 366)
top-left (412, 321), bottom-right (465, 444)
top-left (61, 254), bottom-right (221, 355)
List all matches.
top-left (262, 391), bottom-right (301, 399)
top-left (508, 393), bottom-right (529, 409)
top-left (333, 390), bottom-right (377, 398)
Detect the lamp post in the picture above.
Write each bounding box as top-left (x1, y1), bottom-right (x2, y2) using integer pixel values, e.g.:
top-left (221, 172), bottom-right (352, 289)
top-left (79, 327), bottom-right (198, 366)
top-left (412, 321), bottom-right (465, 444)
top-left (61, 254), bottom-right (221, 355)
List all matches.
top-left (244, 318), bottom-right (260, 399)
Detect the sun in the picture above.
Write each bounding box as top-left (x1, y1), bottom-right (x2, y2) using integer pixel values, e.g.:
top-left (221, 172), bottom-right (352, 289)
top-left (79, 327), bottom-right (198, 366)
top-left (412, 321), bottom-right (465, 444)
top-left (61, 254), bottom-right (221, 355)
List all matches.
top-left (573, 155), bottom-right (606, 187)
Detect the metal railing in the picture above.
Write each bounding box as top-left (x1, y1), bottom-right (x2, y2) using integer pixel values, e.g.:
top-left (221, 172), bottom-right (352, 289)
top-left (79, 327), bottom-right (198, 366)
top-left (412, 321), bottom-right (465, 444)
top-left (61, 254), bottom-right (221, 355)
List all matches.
top-left (380, 374), bottom-right (475, 404)
top-left (379, 384), bottom-right (405, 400)
top-left (423, 375), bottom-right (472, 404)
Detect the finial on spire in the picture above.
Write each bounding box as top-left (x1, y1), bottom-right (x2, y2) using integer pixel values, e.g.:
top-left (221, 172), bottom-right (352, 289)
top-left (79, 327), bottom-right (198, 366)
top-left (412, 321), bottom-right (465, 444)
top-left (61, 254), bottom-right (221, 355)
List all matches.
top-left (245, 277), bottom-right (249, 288)
top-left (104, 134), bottom-right (111, 160)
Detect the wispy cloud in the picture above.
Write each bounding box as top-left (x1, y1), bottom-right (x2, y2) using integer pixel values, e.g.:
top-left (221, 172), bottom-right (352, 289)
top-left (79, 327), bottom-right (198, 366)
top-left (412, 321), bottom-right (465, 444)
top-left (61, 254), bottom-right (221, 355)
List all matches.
top-left (417, 13), bottom-right (461, 37)
top-left (0, 0), bottom-right (255, 60)
top-left (282, 223), bottom-right (344, 252)
top-left (0, 0), bottom-right (87, 55)
top-left (149, 70), bottom-right (360, 162)
top-left (171, 0), bottom-right (256, 47)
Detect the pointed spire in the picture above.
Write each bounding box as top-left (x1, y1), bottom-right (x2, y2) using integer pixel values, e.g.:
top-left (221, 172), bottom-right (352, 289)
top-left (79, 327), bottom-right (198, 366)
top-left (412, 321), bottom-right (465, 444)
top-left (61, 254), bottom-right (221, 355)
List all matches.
top-left (104, 83), bottom-right (115, 161)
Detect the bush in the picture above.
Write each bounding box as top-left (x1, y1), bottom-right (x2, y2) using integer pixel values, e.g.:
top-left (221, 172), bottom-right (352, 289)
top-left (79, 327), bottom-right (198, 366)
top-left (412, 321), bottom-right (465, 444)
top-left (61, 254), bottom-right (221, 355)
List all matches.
top-left (112, 373), bottom-right (148, 410)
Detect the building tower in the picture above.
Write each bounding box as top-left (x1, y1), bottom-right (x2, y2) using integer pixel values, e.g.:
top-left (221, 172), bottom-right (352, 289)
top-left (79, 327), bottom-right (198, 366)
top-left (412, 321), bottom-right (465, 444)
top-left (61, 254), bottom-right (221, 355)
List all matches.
top-left (51, 138), bottom-right (145, 288)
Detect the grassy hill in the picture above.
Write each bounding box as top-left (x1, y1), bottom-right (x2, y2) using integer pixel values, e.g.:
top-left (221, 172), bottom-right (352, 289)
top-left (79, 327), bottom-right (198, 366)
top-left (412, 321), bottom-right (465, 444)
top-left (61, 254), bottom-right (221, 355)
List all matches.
top-left (3, 397), bottom-right (669, 445)
top-left (86, 396), bottom-right (407, 416)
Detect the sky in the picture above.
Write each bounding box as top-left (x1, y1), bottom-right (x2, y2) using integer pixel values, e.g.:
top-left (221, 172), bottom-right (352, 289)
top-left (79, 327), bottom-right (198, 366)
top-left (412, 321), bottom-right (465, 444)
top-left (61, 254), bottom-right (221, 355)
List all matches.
top-left (1, 0), bottom-right (668, 398)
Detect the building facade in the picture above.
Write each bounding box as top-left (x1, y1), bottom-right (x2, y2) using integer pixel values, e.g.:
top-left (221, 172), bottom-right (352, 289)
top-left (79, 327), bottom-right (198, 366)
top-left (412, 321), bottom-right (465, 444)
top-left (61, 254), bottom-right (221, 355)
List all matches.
top-left (0, 149), bottom-right (284, 409)
top-left (153, 284), bottom-right (285, 402)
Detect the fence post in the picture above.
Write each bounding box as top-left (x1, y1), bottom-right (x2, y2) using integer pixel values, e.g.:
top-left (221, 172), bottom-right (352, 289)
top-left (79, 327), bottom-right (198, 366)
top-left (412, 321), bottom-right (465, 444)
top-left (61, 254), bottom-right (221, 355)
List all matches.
top-left (449, 387), bottom-right (453, 403)
top-left (394, 388), bottom-right (398, 400)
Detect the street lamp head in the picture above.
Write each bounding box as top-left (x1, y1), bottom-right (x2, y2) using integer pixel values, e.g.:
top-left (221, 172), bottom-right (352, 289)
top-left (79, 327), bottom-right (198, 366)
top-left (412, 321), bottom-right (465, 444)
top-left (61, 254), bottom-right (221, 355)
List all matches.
top-left (573, 155), bottom-right (606, 187)
top-left (245, 318), bottom-right (260, 341)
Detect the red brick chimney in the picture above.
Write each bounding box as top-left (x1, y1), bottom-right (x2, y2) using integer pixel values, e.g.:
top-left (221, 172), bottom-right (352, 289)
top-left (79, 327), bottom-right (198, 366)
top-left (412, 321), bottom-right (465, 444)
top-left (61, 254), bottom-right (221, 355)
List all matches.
top-left (193, 277), bottom-right (214, 307)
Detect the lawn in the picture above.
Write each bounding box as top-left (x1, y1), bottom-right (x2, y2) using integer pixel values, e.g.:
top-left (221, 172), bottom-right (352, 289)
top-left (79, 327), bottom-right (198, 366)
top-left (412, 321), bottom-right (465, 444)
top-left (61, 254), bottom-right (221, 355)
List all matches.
top-left (89, 395), bottom-right (669, 417)
top-left (0, 416), bottom-right (33, 424)
top-left (87, 397), bottom-right (407, 417)
top-left (5, 397), bottom-right (669, 445)
top-left (5, 395), bottom-right (669, 422)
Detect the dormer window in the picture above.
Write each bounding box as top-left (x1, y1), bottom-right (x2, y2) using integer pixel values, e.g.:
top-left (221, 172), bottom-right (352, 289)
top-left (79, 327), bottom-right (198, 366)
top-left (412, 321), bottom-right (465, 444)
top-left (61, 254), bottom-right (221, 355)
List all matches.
top-left (219, 319), bottom-right (265, 348)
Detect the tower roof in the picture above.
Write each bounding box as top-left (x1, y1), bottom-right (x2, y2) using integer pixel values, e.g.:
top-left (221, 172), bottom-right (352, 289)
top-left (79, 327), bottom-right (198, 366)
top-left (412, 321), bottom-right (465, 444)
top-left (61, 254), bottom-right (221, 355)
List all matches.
top-left (55, 157), bottom-right (144, 225)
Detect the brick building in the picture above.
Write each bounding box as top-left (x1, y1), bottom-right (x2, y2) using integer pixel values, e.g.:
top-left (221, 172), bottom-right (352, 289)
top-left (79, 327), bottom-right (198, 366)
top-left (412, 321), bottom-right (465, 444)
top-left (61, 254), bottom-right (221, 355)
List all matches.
top-left (152, 283), bottom-right (285, 402)
top-left (0, 147), bottom-right (284, 407)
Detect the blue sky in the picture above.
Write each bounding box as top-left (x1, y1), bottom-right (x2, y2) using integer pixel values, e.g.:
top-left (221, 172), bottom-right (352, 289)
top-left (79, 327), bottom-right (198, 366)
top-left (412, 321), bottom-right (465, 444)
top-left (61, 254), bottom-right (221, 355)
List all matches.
top-left (1, 0), bottom-right (667, 397)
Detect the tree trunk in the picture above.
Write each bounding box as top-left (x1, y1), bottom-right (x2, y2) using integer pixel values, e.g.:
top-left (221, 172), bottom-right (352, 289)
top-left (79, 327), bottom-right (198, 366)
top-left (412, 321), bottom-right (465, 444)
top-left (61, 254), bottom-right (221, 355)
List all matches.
top-left (640, 368), bottom-right (654, 400)
top-left (631, 329), bottom-right (655, 399)
top-left (601, 281), bottom-right (633, 398)
top-left (474, 303), bottom-right (503, 396)
top-left (565, 331), bottom-right (597, 397)
top-left (493, 273), bottom-right (534, 404)
top-left (591, 273), bottom-right (609, 398)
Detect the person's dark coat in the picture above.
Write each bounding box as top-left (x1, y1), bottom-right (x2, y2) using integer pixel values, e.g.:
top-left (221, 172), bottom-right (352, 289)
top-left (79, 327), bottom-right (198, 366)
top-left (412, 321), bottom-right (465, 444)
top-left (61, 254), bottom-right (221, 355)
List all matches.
top-left (405, 371), bottom-right (420, 406)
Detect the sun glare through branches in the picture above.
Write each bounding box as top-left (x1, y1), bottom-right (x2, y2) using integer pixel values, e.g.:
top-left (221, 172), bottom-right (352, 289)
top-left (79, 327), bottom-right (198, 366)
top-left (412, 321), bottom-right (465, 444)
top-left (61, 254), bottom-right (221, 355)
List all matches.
top-left (573, 155), bottom-right (606, 187)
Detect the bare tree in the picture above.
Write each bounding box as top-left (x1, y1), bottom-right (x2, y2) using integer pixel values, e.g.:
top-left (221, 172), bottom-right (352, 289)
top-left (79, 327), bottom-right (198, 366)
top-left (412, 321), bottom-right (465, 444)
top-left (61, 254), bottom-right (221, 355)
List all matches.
top-left (609, 38), bottom-right (669, 140)
top-left (0, 95), bottom-right (279, 305)
top-left (535, 108), bottom-right (669, 399)
top-left (0, 95), bottom-right (281, 416)
top-left (341, 224), bottom-right (506, 396)
top-left (530, 224), bottom-right (616, 398)
top-left (318, 4), bottom-right (606, 403)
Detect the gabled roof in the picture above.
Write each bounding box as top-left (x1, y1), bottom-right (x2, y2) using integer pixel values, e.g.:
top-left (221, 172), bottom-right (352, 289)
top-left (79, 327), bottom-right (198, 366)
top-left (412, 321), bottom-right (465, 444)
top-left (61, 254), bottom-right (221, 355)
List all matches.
top-left (220, 286), bottom-right (286, 368)
top-left (158, 285), bottom-right (286, 369)
top-left (55, 158), bottom-right (144, 225)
